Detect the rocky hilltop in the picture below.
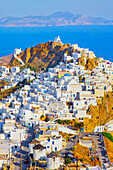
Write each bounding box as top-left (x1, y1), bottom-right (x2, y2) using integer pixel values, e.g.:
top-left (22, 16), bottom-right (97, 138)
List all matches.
top-left (0, 12), bottom-right (113, 27)
top-left (9, 41), bottom-right (73, 72)
top-left (9, 41), bottom-right (99, 72)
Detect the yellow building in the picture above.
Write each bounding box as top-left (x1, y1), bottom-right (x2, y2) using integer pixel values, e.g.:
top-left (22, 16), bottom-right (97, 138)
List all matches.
top-left (95, 88), bottom-right (104, 97)
top-left (62, 139), bottom-right (66, 147)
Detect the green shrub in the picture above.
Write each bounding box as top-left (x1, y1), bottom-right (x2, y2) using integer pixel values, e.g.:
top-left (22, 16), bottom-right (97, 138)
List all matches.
top-left (40, 115), bottom-right (44, 119)
top-left (81, 158), bottom-right (85, 162)
top-left (102, 132), bottom-right (113, 142)
top-left (64, 158), bottom-right (72, 164)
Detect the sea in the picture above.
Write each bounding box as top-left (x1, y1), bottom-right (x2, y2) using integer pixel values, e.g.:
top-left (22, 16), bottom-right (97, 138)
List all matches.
top-left (0, 25), bottom-right (113, 61)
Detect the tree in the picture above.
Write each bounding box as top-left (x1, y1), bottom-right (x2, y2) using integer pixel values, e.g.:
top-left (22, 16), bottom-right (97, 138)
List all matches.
top-left (79, 75), bottom-right (82, 83)
top-left (106, 76), bottom-right (109, 80)
top-left (45, 115), bottom-right (50, 122)
top-left (64, 158), bottom-right (72, 165)
top-left (82, 77), bottom-right (85, 80)
top-left (40, 115), bottom-right (44, 119)
top-left (74, 122), bottom-right (84, 131)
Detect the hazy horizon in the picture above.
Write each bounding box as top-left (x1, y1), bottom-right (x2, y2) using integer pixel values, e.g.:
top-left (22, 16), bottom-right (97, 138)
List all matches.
top-left (0, 0), bottom-right (113, 20)
top-left (0, 11), bottom-right (113, 21)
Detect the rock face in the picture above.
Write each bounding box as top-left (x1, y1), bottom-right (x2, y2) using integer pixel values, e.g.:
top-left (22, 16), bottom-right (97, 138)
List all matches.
top-left (9, 41), bottom-right (99, 72)
top-left (78, 56), bottom-right (98, 70)
top-left (84, 92), bottom-right (113, 132)
top-left (9, 41), bottom-right (73, 72)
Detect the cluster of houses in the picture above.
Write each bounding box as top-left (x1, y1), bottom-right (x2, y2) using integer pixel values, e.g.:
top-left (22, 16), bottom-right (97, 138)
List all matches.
top-left (0, 40), bottom-right (113, 169)
top-left (0, 66), bottom-right (34, 91)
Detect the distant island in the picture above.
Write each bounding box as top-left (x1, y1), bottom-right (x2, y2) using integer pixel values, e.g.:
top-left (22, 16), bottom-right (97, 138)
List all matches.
top-left (0, 11), bottom-right (113, 27)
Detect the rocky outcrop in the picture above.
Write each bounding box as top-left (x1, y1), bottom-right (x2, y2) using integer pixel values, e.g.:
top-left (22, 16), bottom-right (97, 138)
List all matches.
top-left (84, 92), bottom-right (113, 132)
top-left (9, 41), bottom-right (98, 72)
top-left (78, 56), bottom-right (98, 70)
top-left (10, 41), bottom-right (73, 71)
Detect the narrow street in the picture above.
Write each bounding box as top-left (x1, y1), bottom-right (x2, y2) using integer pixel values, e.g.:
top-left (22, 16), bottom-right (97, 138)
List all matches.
top-left (59, 133), bottom-right (106, 167)
top-left (91, 135), bottom-right (106, 164)
top-left (12, 154), bottom-right (20, 170)
top-left (12, 127), bottom-right (34, 170)
top-left (79, 133), bottom-right (106, 165)
top-left (59, 136), bottom-right (78, 157)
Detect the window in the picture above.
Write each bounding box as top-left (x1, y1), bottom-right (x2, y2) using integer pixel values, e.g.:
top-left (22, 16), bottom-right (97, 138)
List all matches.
top-left (47, 146), bottom-right (49, 148)
top-left (48, 139), bottom-right (50, 142)
top-left (15, 145), bottom-right (17, 149)
top-left (55, 147), bottom-right (57, 151)
top-left (73, 94), bottom-right (75, 97)
top-left (52, 141), bottom-right (54, 145)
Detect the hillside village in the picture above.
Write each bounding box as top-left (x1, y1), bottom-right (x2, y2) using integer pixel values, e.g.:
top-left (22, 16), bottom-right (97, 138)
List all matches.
top-left (0, 37), bottom-right (113, 169)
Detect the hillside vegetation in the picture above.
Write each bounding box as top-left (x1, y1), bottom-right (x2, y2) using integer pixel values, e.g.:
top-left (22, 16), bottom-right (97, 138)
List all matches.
top-left (0, 79), bottom-right (28, 101)
top-left (102, 132), bottom-right (113, 142)
top-left (104, 135), bottom-right (113, 163)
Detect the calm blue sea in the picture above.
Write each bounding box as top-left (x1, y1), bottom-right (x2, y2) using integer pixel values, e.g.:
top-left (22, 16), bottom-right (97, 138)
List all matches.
top-left (0, 25), bottom-right (113, 61)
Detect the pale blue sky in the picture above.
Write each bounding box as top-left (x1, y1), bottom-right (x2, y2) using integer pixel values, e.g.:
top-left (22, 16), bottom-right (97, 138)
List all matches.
top-left (0, 0), bottom-right (113, 19)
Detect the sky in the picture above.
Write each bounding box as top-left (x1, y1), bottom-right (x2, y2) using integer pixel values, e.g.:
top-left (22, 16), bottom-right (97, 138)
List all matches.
top-left (0, 0), bottom-right (113, 20)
